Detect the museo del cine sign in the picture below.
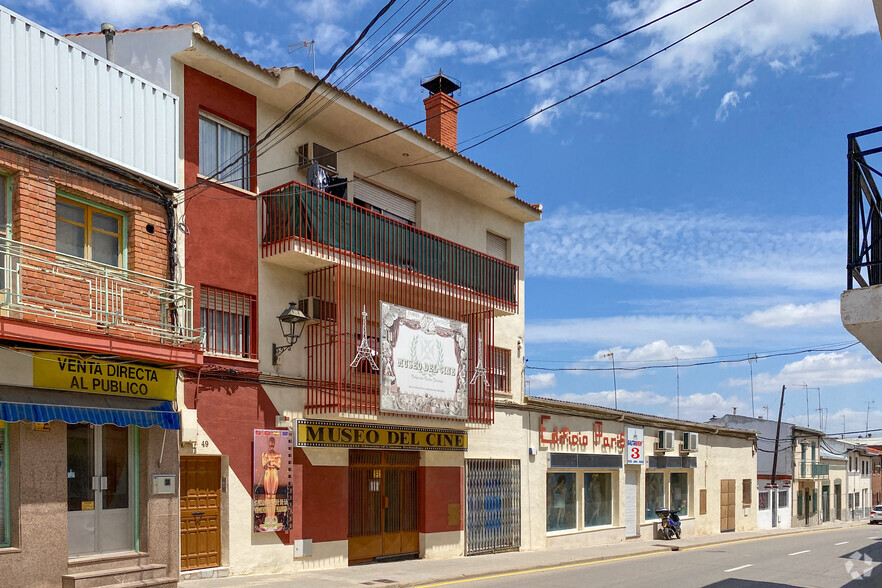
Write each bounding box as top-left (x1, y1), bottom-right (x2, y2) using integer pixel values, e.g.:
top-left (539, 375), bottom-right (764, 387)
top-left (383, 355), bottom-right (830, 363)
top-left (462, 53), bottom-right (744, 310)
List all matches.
top-left (379, 302), bottom-right (469, 419)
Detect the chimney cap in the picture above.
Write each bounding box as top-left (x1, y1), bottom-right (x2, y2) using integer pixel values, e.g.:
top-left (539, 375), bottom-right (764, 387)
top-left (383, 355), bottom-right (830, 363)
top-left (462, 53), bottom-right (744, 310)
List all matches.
top-left (100, 23), bottom-right (116, 35)
top-left (421, 69), bottom-right (461, 96)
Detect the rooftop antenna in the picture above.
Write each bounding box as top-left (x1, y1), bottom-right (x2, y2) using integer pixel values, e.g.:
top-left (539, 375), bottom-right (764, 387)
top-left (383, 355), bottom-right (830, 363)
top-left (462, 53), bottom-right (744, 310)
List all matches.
top-left (762, 404), bottom-right (769, 420)
top-left (675, 356), bottom-right (680, 419)
top-left (288, 40), bottom-right (316, 74)
top-left (867, 400), bottom-right (876, 436)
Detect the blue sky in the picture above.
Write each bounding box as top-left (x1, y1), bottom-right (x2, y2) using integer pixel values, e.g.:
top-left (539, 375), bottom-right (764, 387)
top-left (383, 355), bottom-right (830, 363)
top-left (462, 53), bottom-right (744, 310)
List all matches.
top-left (11, 0), bottom-right (882, 433)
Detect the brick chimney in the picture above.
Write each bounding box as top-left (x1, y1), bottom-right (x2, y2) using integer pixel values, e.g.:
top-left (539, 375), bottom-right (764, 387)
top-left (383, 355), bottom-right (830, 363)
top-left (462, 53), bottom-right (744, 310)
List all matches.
top-left (421, 70), bottom-right (461, 152)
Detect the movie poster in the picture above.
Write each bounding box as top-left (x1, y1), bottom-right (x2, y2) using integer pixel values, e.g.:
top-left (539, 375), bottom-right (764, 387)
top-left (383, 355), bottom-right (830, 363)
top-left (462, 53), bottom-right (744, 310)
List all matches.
top-left (252, 429), bottom-right (293, 533)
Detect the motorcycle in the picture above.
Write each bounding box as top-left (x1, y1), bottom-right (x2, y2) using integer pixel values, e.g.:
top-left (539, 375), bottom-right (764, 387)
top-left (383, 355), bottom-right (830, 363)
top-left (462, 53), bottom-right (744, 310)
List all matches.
top-left (655, 507), bottom-right (681, 540)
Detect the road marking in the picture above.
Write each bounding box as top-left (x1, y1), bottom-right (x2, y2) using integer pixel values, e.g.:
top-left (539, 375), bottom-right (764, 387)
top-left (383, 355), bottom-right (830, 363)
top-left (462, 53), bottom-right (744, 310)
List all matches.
top-left (724, 564), bottom-right (753, 572)
top-left (836, 541), bottom-right (849, 545)
top-left (789, 550), bottom-right (811, 556)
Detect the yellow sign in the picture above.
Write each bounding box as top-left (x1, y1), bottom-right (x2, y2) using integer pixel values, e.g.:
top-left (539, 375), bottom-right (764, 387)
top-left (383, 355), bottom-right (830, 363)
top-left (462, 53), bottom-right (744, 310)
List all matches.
top-left (296, 420), bottom-right (467, 451)
top-left (34, 354), bottom-right (175, 401)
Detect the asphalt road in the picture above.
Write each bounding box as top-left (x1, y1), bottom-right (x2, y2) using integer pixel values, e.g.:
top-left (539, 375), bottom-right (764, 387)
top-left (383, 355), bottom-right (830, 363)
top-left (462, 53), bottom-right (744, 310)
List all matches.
top-left (443, 527), bottom-right (882, 588)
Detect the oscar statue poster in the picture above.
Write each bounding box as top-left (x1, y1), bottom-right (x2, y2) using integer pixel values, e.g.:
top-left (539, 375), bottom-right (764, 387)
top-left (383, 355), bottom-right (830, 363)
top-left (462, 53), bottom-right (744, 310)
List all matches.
top-left (252, 429), bottom-right (293, 532)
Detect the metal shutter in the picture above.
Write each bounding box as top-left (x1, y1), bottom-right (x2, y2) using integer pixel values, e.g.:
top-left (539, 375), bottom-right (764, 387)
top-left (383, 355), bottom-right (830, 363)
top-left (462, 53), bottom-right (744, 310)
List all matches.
top-left (486, 232), bottom-right (507, 260)
top-left (352, 181), bottom-right (416, 223)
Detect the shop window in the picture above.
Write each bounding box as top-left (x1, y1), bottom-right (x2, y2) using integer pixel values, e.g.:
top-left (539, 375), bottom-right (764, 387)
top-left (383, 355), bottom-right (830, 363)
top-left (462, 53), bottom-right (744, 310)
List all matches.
top-left (200, 286), bottom-right (256, 358)
top-left (56, 196), bottom-right (124, 267)
top-left (778, 489), bottom-right (788, 508)
top-left (0, 423), bottom-right (8, 547)
top-left (670, 472), bottom-right (689, 516)
top-left (758, 491), bottom-right (770, 511)
top-left (584, 473), bottom-right (612, 527)
top-left (645, 472), bottom-right (664, 521)
top-left (199, 113), bottom-right (250, 190)
top-left (546, 473), bottom-right (576, 532)
top-left (742, 479), bottom-right (752, 506)
top-left (490, 347), bottom-right (510, 393)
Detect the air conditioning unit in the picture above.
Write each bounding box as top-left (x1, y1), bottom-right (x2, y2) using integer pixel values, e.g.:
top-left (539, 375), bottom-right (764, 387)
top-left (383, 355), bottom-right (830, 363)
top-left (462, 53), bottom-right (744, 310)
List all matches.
top-left (657, 430), bottom-right (675, 452)
top-left (298, 296), bottom-right (336, 322)
top-left (682, 432), bottom-right (698, 452)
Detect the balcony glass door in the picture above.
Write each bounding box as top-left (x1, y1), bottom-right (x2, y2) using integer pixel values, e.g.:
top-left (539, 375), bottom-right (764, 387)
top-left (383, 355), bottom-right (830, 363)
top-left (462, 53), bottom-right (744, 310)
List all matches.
top-left (67, 424), bottom-right (133, 556)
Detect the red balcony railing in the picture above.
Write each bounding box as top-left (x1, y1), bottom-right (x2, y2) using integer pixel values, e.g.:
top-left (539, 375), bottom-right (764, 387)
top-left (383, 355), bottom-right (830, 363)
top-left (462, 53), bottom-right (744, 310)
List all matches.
top-left (260, 180), bottom-right (518, 313)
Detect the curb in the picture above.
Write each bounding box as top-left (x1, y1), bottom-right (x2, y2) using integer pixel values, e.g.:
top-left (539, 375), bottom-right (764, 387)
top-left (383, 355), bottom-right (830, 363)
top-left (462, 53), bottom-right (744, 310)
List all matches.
top-left (399, 521), bottom-right (870, 588)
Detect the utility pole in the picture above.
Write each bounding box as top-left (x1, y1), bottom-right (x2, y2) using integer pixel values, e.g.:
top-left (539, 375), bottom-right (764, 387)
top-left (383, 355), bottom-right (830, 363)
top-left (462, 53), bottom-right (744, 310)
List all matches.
top-left (770, 385), bottom-right (786, 528)
top-left (749, 354), bottom-right (757, 418)
top-left (803, 383), bottom-right (810, 428)
top-left (675, 356), bottom-right (680, 420)
top-left (867, 400), bottom-right (875, 436)
top-left (602, 351), bottom-right (617, 410)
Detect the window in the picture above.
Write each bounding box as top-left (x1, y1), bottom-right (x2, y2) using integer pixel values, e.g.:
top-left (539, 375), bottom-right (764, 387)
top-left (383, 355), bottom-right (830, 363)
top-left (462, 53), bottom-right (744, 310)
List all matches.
top-left (742, 479), bottom-right (752, 506)
top-left (0, 174), bottom-right (7, 236)
top-left (199, 114), bottom-right (249, 190)
top-left (490, 347), bottom-right (510, 393)
top-left (778, 489), bottom-right (788, 508)
top-left (547, 473), bottom-right (576, 532)
top-left (584, 473), bottom-right (612, 527)
top-left (645, 472), bottom-right (664, 521)
top-left (56, 197), bottom-right (123, 267)
top-left (486, 231), bottom-right (508, 261)
top-left (200, 286), bottom-right (255, 358)
top-left (0, 423), bottom-right (8, 547)
top-left (352, 180), bottom-right (416, 225)
top-left (670, 472), bottom-right (689, 516)
top-left (758, 491), bottom-right (770, 511)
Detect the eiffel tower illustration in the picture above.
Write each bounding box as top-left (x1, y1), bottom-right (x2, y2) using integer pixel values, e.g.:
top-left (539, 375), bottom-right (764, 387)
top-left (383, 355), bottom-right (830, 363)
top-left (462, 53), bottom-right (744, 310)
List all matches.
top-left (469, 334), bottom-right (489, 387)
top-left (350, 305), bottom-right (379, 371)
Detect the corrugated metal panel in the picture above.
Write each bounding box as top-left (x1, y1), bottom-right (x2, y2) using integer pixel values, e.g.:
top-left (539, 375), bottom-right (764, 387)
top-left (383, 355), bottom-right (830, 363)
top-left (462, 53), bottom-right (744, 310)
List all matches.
top-left (0, 7), bottom-right (179, 187)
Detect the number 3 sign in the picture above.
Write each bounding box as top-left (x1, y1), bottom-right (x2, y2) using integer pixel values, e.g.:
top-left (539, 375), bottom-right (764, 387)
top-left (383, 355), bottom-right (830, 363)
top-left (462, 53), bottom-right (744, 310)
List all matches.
top-left (626, 426), bottom-right (644, 465)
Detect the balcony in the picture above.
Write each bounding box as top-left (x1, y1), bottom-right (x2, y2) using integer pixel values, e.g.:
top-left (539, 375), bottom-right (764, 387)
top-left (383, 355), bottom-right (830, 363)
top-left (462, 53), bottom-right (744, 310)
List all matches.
top-left (260, 180), bottom-right (518, 313)
top-left (842, 126), bottom-right (882, 361)
top-left (799, 461), bottom-right (829, 479)
top-left (1, 236), bottom-right (200, 350)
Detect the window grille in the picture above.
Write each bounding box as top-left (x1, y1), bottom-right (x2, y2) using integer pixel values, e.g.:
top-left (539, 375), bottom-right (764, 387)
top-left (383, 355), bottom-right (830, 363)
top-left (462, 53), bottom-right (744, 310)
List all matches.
top-left (200, 286), bottom-right (255, 358)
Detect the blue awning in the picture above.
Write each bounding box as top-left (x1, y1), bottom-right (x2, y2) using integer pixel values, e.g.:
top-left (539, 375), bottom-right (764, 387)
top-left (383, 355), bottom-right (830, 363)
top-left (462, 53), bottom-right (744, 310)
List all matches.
top-left (0, 386), bottom-right (179, 429)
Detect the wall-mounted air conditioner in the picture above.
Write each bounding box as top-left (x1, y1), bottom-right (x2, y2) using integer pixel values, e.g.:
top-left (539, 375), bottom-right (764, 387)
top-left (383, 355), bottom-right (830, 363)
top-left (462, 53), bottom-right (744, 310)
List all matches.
top-left (682, 432), bottom-right (698, 452)
top-left (298, 296), bottom-right (337, 323)
top-left (657, 430), bottom-right (675, 451)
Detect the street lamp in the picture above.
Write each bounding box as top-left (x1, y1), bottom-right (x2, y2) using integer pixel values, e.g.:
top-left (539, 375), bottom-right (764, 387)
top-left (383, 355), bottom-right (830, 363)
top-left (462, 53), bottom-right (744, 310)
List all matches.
top-left (601, 351), bottom-right (617, 410)
top-left (272, 301), bottom-right (309, 365)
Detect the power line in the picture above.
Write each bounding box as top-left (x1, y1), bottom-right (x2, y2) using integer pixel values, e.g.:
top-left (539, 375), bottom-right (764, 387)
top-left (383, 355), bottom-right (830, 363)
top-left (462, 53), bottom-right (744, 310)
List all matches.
top-left (182, 0), bottom-right (715, 202)
top-left (525, 341), bottom-right (861, 373)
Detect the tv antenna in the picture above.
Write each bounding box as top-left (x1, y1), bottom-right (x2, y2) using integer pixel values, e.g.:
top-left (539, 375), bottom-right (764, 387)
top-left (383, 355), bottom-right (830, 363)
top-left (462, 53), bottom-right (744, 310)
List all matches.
top-left (288, 40), bottom-right (316, 74)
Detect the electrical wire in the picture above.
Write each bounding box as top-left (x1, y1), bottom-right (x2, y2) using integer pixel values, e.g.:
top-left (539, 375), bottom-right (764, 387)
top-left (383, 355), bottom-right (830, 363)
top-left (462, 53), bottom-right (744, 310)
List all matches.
top-left (525, 341), bottom-right (861, 373)
top-left (182, 0), bottom-right (715, 202)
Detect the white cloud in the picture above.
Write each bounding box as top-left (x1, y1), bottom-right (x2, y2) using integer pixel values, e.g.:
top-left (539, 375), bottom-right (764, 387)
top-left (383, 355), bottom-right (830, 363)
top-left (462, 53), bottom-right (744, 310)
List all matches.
top-left (525, 97), bottom-right (563, 131)
top-left (742, 300), bottom-right (840, 328)
top-left (526, 207), bottom-right (843, 291)
top-left (71, 0), bottom-right (193, 26)
top-left (548, 389), bottom-right (743, 423)
top-left (555, 388), bottom-right (668, 407)
top-left (602, 339), bottom-right (718, 362)
top-left (727, 351), bottom-right (882, 393)
top-left (527, 373), bottom-right (557, 391)
top-left (677, 392), bottom-right (746, 422)
top-left (715, 90), bottom-right (749, 121)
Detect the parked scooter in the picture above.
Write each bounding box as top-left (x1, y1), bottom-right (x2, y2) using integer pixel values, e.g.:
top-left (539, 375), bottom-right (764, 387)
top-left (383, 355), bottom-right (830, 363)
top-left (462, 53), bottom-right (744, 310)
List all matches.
top-left (655, 507), bottom-right (681, 540)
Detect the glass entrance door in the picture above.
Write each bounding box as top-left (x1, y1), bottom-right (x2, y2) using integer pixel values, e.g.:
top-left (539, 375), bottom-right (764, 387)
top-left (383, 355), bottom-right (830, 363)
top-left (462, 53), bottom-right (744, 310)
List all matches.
top-left (67, 424), bottom-right (134, 556)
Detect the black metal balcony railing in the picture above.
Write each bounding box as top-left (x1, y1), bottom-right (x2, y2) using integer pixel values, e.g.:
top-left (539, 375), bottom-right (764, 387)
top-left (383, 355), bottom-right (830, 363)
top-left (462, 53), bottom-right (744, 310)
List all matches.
top-left (847, 126), bottom-right (882, 290)
top-left (260, 181), bottom-right (518, 311)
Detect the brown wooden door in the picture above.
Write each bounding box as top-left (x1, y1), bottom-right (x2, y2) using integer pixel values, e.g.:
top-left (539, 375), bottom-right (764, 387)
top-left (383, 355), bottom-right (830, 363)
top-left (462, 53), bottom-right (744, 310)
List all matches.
top-left (180, 456), bottom-right (222, 571)
top-left (720, 479), bottom-right (735, 532)
top-left (349, 451), bottom-right (419, 563)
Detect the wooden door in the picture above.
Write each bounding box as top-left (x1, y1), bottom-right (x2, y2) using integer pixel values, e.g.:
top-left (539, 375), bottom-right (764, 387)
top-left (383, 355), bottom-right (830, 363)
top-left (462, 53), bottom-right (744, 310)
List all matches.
top-left (720, 479), bottom-right (735, 532)
top-left (349, 451), bottom-right (419, 563)
top-left (180, 456), bottom-right (222, 571)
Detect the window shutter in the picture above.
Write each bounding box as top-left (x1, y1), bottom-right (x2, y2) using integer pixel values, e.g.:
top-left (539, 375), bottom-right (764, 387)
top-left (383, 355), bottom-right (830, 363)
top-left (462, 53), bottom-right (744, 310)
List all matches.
top-left (352, 181), bottom-right (416, 223)
top-left (486, 231), bottom-right (508, 260)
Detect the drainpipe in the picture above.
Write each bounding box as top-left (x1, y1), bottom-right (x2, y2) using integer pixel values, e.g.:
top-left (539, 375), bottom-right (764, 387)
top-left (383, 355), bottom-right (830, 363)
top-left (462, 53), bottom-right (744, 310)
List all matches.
top-left (101, 22), bottom-right (116, 63)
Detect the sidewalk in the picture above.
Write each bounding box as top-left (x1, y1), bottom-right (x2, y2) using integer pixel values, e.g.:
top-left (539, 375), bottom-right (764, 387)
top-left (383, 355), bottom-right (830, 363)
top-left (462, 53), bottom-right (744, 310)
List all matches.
top-left (179, 520), bottom-right (868, 588)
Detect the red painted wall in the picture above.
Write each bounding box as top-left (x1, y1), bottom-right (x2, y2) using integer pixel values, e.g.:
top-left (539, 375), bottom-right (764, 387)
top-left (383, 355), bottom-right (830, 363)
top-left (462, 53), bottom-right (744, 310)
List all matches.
top-left (184, 380), bottom-right (348, 543)
top-left (419, 466), bottom-right (463, 533)
top-left (183, 66), bottom-right (258, 335)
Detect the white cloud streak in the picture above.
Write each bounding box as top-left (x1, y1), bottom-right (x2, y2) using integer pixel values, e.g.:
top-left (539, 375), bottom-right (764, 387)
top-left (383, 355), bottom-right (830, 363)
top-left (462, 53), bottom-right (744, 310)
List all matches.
top-left (727, 351), bottom-right (882, 394)
top-left (742, 300), bottom-right (840, 328)
top-left (71, 0), bottom-right (193, 26)
top-left (715, 90), bottom-right (749, 121)
top-left (527, 373), bottom-right (557, 391)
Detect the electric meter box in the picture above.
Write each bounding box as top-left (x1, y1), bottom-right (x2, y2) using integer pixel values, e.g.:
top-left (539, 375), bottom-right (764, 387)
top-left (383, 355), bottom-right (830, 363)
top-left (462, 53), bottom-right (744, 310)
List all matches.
top-left (153, 474), bottom-right (176, 495)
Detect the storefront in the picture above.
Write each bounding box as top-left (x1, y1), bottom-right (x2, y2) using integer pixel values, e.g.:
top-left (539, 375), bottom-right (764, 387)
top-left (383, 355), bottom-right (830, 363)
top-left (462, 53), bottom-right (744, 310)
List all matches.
top-left (0, 349), bottom-right (180, 587)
